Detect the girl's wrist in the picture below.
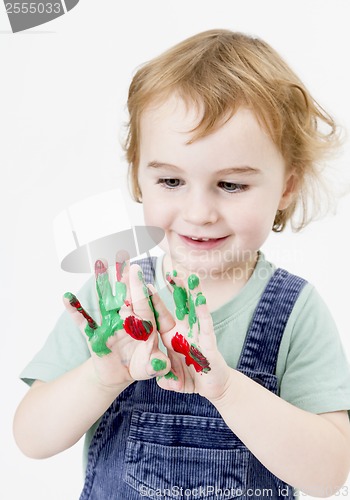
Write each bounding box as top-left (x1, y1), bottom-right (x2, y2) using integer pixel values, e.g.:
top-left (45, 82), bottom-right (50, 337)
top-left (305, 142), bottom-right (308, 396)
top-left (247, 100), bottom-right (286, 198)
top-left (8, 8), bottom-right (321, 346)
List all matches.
top-left (84, 358), bottom-right (132, 396)
top-left (207, 368), bottom-right (238, 408)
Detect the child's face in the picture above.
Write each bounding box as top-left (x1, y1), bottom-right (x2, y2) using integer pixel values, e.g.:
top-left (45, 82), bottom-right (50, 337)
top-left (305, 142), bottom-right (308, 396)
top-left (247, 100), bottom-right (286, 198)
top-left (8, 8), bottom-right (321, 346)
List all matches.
top-left (138, 95), bottom-right (294, 279)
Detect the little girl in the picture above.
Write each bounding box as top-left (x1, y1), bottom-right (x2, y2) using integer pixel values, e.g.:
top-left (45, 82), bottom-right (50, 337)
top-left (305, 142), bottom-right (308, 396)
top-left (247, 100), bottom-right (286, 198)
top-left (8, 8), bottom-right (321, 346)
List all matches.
top-left (14, 30), bottom-right (350, 499)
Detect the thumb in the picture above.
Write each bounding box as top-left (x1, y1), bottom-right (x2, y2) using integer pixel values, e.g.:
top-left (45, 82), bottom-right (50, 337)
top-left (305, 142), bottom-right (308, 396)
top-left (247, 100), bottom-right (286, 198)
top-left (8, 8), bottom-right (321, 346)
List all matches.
top-left (147, 284), bottom-right (176, 334)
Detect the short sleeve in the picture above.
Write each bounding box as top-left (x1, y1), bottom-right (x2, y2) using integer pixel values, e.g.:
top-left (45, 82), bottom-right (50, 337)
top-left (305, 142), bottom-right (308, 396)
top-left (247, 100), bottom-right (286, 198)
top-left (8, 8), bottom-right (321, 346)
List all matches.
top-left (19, 276), bottom-right (96, 386)
top-left (280, 285), bottom-right (350, 416)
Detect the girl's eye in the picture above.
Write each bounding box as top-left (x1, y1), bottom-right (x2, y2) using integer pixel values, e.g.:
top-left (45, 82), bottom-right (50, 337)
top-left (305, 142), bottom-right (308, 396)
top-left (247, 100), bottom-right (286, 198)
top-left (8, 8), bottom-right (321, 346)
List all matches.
top-left (219, 181), bottom-right (247, 193)
top-left (157, 178), bottom-right (182, 189)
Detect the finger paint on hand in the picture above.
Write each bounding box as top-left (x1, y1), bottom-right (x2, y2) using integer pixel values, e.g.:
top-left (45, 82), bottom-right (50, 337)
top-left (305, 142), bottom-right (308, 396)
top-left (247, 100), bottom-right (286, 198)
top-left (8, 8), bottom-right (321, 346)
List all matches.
top-left (157, 370), bottom-right (179, 382)
top-left (188, 274), bottom-right (199, 290)
top-left (115, 260), bottom-right (126, 281)
top-left (166, 274), bottom-right (189, 320)
top-left (171, 332), bottom-right (211, 373)
top-left (187, 275), bottom-right (201, 337)
top-left (123, 315), bottom-right (153, 341)
top-left (64, 292), bottom-right (98, 330)
top-left (138, 271), bottom-right (160, 328)
top-left (188, 291), bottom-right (197, 337)
top-left (151, 358), bottom-right (167, 371)
top-left (172, 270), bottom-right (178, 277)
top-left (95, 260), bottom-right (115, 311)
top-left (195, 292), bottom-right (206, 306)
top-left (149, 294), bottom-right (160, 330)
top-left (67, 261), bottom-right (129, 357)
top-left (115, 281), bottom-right (127, 309)
top-left (65, 291), bottom-right (119, 356)
top-left (164, 370), bottom-right (179, 380)
top-left (95, 259), bottom-right (108, 277)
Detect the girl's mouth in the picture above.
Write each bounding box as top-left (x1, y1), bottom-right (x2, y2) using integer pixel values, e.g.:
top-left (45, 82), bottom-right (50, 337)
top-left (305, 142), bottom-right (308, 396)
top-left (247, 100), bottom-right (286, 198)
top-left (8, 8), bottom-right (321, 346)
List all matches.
top-left (179, 234), bottom-right (229, 250)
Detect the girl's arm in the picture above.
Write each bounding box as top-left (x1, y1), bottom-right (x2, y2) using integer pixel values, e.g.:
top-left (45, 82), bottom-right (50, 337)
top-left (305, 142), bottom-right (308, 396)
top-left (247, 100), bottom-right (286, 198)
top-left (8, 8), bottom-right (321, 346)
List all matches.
top-left (150, 276), bottom-right (350, 498)
top-left (13, 358), bottom-right (129, 458)
top-left (210, 369), bottom-right (350, 498)
top-left (14, 261), bottom-right (170, 458)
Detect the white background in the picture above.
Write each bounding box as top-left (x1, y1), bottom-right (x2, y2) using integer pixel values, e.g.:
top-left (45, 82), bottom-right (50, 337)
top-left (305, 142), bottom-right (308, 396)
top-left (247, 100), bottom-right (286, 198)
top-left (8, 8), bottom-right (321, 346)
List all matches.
top-left (1, 1), bottom-right (350, 499)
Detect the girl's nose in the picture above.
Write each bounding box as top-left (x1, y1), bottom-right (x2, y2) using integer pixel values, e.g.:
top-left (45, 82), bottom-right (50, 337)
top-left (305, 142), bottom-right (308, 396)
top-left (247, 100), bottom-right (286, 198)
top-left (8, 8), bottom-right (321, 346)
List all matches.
top-left (181, 190), bottom-right (219, 226)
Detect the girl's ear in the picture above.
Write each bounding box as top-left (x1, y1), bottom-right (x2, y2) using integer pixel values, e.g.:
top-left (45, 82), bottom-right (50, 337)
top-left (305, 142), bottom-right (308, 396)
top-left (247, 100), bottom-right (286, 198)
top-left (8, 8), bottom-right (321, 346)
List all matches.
top-left (278, 171), bottom-right (298, 210)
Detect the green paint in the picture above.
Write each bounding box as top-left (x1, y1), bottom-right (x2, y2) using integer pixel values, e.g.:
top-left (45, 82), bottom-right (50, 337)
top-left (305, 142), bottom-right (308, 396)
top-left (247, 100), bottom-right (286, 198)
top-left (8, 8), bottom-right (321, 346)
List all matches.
top-left (67, 264), bottom-right (129, 357)
top-left (172, 270), bottom-right (177, 277)
top-left (149, 295), bottom-right (160, 330)
top-left (195, 292), bottom-right (206, 306)
top-left (166, 274), bottom-right (189, 320)
top-left (164, 370), bottom-right (178, 380)
top-left (96, 271), bottom-right (118, 311)
top-left (188, 274), bottom-right (199, 290)
top-left (188, 291), bottom-right (197, 338)
top-left (157, 370), bottom-right (179, 382)
top-left (115, 282), bottom-right (127, 309)
top-left (138, 269), bottom-right (160, 329)
top-left (84, 303), bottom-right (124, 356)
top-left (151, 358), bottom-right (167, 371)
top-left (187, 275), bottom-right (201, 336)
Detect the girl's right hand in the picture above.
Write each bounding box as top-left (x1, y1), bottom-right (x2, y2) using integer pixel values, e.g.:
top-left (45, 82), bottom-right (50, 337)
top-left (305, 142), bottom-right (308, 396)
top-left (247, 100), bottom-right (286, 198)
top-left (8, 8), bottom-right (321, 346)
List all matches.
top-left (63, 252), bottom-right (171, 390)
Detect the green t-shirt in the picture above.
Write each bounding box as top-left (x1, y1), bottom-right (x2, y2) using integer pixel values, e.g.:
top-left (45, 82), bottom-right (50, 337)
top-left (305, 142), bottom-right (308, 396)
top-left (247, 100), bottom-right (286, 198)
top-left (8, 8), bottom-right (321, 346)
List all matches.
top-left (20, 252), bottom-right (350, 474)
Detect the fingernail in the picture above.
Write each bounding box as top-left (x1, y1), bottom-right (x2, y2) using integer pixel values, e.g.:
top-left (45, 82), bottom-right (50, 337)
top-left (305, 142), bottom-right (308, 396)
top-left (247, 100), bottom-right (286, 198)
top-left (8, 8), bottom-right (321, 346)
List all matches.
top-left (115, 261), bottom-right (126, 281)
top-left (95, 259), bottom-right (107, 277)
top-left (166, 273), bottom-right (176, 286)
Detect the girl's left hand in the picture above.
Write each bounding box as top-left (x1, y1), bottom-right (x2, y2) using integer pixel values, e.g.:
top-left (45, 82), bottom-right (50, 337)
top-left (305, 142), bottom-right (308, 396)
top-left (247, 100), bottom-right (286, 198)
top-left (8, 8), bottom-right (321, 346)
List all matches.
top-left (148, 273), bottom-right (232, 402)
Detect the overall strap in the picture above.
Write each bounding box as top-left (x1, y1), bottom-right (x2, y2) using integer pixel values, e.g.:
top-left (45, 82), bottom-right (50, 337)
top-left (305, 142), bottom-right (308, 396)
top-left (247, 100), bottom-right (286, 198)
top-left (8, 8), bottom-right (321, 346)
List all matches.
top-left (131, 255), bottom-right (157, 285)
top-left (237, 268), bottom-right (307, 374)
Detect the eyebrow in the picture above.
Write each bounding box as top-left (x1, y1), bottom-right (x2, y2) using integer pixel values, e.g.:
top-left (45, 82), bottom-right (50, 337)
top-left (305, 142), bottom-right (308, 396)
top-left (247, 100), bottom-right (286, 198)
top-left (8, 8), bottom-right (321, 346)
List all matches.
top-left (147, 161), bottom-right (262, 176)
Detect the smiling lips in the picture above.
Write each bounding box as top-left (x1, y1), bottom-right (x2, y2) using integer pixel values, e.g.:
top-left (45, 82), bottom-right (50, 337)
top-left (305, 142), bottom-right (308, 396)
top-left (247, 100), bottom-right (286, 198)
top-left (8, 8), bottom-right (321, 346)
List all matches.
top-left (179, 234), bottom-right (228, 249)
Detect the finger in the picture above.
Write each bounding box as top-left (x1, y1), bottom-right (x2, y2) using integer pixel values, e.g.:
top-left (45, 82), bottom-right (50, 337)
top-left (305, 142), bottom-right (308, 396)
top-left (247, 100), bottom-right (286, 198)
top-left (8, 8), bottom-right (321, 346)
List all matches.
top-left (165, 273), bottom-right (190, 334)
top-left (128, 264), bottom-right (157, 325)
top-left (171, 331), bottom-right (211, 374)
top-left (63, 292), bottom-right (98, 333)
top-left (114, 251), bottom-right (130, 309)
top-left (186, 273), bottom-right (209, 343)
top-left (115, 250), bottom-right (130, 281)
top-left (147, 284), bottom-right (176, 334)
top-left (194, 298), bottom-right (217, 353)
top-left (94, 259), bottom-right (114, 314)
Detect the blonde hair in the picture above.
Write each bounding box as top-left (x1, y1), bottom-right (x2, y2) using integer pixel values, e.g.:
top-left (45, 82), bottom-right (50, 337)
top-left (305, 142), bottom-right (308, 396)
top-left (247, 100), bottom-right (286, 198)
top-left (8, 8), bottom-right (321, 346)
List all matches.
top-left (124, 29), bottom-right (341, 232)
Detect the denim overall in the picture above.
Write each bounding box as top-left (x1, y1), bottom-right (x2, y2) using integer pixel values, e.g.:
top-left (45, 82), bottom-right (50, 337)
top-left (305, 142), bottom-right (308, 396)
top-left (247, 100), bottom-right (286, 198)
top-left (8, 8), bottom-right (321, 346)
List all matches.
top-left (80, 257), bottom-right (307, 500)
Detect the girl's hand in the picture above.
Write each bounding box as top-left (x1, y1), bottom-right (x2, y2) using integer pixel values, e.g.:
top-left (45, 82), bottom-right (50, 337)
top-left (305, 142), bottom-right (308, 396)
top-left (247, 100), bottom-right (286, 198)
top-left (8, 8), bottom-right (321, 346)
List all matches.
top-left (149, 273), bottom-right (232, 402)
top-left (63, 252), bottom-right (171, 390)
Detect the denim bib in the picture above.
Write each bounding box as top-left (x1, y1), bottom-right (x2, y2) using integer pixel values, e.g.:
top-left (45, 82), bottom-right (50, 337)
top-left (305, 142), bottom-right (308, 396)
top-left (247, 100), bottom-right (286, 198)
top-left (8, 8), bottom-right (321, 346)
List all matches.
top-left (80, 257), bottom-right (307, 500)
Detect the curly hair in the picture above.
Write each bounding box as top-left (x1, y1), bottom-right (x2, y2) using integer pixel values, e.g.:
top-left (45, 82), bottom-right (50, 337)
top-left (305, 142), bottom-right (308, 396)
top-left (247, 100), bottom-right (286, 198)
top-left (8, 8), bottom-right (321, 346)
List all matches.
top-left (124, 29), bottom-right (341, 231)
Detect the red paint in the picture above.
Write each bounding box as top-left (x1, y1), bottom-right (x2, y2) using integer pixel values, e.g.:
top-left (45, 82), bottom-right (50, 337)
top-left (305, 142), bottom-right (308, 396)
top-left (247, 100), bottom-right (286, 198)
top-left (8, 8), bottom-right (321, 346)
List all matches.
top-left (123, 315), bottom-right (153, 341)
top-left (166, 274), bottom-right (176, 285)
top-left (115, 261), bottom-right (126, 281)
top-left (171, 332), bottom-right (211, 373)
top-left (95, 259), bottom-right (107, 277)
top-left (68, 294), bottom-right (98, 330)
top-left (124, 299), bottom-right (131, 307)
